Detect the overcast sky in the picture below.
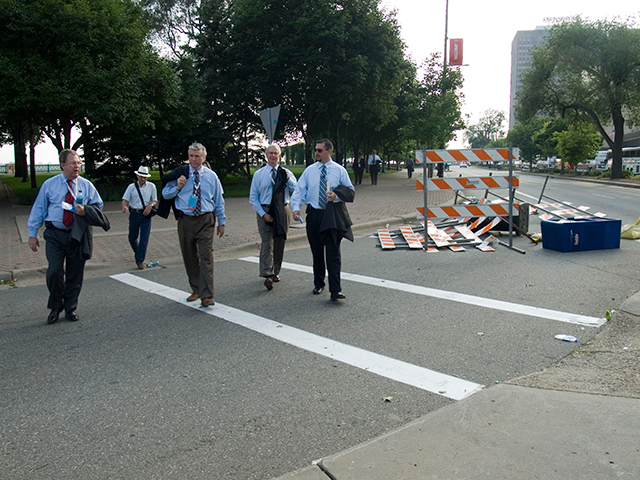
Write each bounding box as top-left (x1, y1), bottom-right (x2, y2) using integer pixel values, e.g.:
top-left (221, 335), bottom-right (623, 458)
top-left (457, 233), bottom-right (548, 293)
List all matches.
top-left (2, 1), bottom-right (639, 163)
top-left (383, 0), bottom-right (640, 145)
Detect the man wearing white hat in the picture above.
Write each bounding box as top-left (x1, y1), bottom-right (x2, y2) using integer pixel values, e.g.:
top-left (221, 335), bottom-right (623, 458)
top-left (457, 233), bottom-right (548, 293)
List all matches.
top-left (121, 166), bottom-right (158, 269)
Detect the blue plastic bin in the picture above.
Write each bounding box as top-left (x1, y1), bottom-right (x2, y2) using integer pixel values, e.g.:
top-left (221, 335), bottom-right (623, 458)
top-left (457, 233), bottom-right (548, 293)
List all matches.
top-left (541, 217), bottom-right (621, 252)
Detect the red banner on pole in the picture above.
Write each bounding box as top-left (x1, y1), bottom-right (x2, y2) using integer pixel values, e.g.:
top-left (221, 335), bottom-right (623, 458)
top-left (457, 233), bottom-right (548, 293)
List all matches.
top-left (449, 38), bottom-right (463, 66)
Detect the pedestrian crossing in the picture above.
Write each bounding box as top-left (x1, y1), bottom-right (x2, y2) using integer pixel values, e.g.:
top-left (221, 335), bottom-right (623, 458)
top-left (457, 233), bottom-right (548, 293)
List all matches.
top-left (110, 272), bottom-right (483, 401)
top-left (238, 257), bottom-right (606, 327)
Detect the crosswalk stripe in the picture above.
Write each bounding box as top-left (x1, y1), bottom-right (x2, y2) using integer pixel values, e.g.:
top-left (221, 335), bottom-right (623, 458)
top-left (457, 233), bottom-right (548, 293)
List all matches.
top-left (110, 273), bottom-right (484, 401)
top-left (238, 257), bottom-right (606, 327)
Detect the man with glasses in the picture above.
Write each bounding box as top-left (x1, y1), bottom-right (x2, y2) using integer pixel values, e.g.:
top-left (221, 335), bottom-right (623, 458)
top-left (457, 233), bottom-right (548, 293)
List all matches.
top-left (291, 139), bottom-right (354, 301)
top-left (27, 149), bottom-right (104, 324)
top-left (249, 144), bottom-right (298, 291)
top-left (162, 142), bottom-right (226, 307)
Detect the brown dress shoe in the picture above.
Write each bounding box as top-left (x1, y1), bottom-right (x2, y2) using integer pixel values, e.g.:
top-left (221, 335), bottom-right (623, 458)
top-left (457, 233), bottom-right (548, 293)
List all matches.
top-left (187, 293), bottom-right (200, 302)
top-left (200, 297), bottom-right (214, 307)
top-left (264, 277), bottom-right (273, 290)
top-left (271, 275), bottom-right (280, 282)
top-left (137, 263), bottom-right (145, 270)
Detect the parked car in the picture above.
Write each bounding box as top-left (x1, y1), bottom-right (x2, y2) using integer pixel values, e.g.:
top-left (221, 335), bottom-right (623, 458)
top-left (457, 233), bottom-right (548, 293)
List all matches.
top-left (460, 161), bottom-right (468, 168)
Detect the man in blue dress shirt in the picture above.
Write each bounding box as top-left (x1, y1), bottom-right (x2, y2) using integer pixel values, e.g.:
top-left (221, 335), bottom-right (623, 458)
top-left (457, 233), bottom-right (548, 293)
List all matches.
top-left (162, 142), bottom-right (226, 307)
top-left (291, 139), bottom-right (354, 301)
top-left (27, 149), bottom-right (104, 324)
top-left (249, 144), bottom-right (297, 290)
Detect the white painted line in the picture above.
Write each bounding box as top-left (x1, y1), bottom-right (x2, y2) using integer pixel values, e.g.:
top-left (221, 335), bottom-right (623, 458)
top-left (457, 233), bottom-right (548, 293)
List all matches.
top-left (110, 273), bottom-right (483, 401)
top-left (517, 191), bottom-right (538, 201)
top-left (238, 257), bottom-right (606, 327)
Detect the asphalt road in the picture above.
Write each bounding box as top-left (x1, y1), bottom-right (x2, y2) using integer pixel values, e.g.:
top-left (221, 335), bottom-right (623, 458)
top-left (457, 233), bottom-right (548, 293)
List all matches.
top-left (3, 169), bottom-right (640, 479)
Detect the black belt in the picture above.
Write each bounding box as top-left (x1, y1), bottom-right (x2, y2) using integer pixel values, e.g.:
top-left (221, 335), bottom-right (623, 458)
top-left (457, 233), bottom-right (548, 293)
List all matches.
top-left (182, 211), bottom-right (212, 218)
top-left (45, 221), bottom-right (71, 232)
top-left (129, 208), bottom-right (145, 213)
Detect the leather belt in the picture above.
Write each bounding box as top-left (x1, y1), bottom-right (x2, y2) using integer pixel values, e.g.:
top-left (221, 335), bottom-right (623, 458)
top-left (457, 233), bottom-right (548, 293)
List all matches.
top-left (45, 221), bottom-right (71, 232)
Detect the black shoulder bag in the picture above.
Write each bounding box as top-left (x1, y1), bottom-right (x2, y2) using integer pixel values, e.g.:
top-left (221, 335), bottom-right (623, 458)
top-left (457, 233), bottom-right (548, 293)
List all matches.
top-left (134, 182), bottom-right (158, 218)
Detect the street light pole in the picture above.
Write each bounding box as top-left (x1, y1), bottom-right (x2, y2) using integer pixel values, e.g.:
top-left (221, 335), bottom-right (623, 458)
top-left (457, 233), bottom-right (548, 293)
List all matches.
top-left (436, 0), bottom-right (449, 179)
top-left (342, 112), bottom-right (350, 165)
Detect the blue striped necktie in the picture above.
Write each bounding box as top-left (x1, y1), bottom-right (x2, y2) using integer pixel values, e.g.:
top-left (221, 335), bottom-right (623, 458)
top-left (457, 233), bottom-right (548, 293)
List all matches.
top-left (319, 164), bottom-right (327, 209)
top-left (193, 170), bottom-right (201, 215)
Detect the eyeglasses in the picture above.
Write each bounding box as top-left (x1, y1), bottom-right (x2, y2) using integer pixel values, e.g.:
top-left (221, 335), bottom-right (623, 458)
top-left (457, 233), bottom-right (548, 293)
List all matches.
top-left (315, 149), bottom-right (324, 152)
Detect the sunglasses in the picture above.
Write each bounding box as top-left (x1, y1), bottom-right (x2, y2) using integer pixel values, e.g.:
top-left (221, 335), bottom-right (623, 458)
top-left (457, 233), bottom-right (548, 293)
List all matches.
top-left (315, 148), bottom-right (324, 152)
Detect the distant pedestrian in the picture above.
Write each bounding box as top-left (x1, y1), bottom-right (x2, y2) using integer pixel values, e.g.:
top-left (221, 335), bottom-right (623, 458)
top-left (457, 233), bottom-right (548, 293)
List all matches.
top-left (291, 139), bottom-right (355, 301)
top-left (121, 166), bottom-right (158, 270)
top-left (249, 144), bottom-right (297, 290)
top-left (352, 155), bottom-right (366, 185)
top-left (367, 150), bottom-right (381, 185)
top-left (27, 149), bottom-right (107, 325)
top-left (406, 157), bottom-right (415, 178)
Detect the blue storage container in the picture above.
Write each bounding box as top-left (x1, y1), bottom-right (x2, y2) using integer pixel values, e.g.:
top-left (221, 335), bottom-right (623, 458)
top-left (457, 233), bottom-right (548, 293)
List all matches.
top-left (541, 217), bottom-right (621, 252)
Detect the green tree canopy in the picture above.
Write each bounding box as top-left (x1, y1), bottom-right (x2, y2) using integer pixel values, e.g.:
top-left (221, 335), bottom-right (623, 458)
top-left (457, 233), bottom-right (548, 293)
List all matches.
top-left (224, 0), bottom-right (411, 165)
top-left (0, 0), bottom-right (183, 176)
top-left (553, 123), bottom-right (601, 168)
top-left (516, 17), bottom-right (640, 179)
top-left (463, 109), bottom-right (506, 148)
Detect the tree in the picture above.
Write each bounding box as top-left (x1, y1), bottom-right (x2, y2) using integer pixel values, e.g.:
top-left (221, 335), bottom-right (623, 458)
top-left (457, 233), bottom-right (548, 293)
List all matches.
top-left (516, 18), bottom-right (640, 179)
top-left (553, 123), bottom-right (602, 169)
top-left (530, 117), bottom-right (566, 160)
top-left (226, 0), bottom-right (409, 165)
top-left (463, 109), bottom-right (506, 148)
top-left (507, 117), bottom-right (546, 165)
top-left (0, 0), bottom-right (183, 178)
top-left (403, 54), bottom-right (465, 151)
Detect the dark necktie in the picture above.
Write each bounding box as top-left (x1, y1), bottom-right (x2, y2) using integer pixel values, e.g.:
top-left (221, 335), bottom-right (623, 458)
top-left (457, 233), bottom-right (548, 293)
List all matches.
top-left (193, 170), bottom-right (201, 215)
top-left (63, 179), bottom-right (74, 227)
top-left (319, 164), bottom-right (327, 209)
top-left (272, 167), bottom-right (277, 182)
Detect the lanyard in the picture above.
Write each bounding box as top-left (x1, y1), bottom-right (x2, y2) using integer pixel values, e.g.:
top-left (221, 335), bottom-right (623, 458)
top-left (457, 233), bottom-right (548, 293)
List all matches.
top-left (65, 178), bottom-right (76, 200)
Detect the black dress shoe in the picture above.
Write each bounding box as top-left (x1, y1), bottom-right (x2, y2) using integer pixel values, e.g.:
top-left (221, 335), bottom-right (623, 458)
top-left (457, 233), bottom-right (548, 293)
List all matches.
top-left (47, 309), bottom-right (61, 325)
top-left (66, 311), bottom-right (79, 322)
top-left (312, 287), bottom-right (324, 295)
top-left (331, 292), bottom-right (346, 301)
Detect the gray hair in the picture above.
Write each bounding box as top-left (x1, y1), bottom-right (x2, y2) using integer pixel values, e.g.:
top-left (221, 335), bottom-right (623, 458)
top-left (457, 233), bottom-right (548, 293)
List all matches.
top-left (59, 149), bottom-right (79, 164)
top-left (265, 144), bottom-right (281, 155)
top-left (188, 142), bottom-right (207, 158)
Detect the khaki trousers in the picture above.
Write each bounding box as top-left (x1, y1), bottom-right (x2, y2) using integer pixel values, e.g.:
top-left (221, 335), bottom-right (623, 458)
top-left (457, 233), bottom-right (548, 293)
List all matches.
top-left (177, 212), bottom-right (215, 299)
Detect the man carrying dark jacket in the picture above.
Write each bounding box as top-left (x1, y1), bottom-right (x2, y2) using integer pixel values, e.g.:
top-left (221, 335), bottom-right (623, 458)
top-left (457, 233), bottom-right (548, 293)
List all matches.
top-left (291, 139), bottom-right (355, 301)
top-left (27, 149), bottom-right (107, 324)
top-left (249, 144), bottom-right (297, 291)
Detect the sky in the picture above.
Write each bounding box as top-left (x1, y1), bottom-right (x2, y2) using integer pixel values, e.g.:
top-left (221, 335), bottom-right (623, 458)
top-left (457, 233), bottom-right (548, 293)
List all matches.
top-left (2, 0), bottom-right (639, 164)
top-left (382, 0), bottom-right (640, 146)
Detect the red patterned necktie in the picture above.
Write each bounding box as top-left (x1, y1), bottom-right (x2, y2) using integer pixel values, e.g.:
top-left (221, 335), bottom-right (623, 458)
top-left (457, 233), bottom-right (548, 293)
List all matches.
top-left (63, 179), bottom-right (74, 227)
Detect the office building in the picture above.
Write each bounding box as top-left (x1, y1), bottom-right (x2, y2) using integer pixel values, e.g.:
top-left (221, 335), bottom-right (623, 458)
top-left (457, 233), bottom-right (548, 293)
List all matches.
top-left (509, 26), bottom-right (549, 129)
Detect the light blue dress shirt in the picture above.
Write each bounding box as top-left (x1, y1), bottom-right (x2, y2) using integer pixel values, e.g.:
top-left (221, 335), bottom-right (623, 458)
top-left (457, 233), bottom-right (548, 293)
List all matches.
top-left (290, 160), bottom-right (354, 211)
top-left (249, 164), bottom-right (297, 217)
top-left (28, 174), bottom-right (103, 237)
top-left (162, 166), bottom-right (226, 225)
